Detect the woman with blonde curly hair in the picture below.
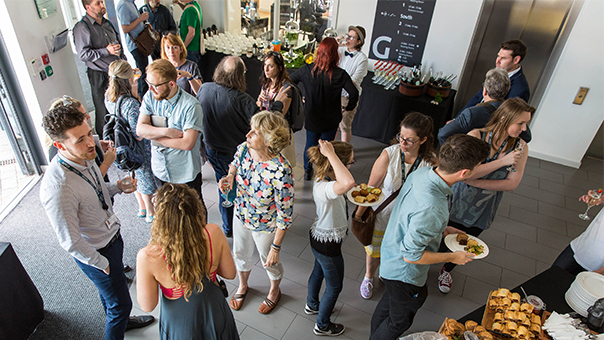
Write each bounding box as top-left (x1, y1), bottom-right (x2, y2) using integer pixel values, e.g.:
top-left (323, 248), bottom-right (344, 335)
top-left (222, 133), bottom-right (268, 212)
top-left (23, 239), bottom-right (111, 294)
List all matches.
top-left (218, 111), bottom-right (294, 314)
top-left (105, 59), bottom-right (157, 222)
top-left (136, 183), bottom-right (239, 339)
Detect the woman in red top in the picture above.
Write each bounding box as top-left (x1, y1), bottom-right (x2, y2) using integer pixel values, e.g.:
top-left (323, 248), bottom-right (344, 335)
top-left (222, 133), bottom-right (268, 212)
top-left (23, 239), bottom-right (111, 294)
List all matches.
top-left (136, 184), bottom-right (238, 339)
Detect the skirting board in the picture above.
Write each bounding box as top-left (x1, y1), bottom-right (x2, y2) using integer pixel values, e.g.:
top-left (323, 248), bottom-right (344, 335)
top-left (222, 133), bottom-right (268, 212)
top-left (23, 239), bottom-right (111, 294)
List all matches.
top-left (528, 150), bottom-right (581, 169)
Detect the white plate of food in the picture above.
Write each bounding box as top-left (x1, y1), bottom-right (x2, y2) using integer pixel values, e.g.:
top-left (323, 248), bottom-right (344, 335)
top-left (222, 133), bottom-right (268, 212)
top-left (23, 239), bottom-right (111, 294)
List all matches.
top-left (346, 184), bottom-right (386, 207)
top-left (444, 233), bottom-right (489, 259)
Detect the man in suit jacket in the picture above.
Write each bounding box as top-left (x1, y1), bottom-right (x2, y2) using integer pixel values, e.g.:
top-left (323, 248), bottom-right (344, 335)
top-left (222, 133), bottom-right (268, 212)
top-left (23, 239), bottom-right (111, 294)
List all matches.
top-left (462, 40), bottom-right (530, 110)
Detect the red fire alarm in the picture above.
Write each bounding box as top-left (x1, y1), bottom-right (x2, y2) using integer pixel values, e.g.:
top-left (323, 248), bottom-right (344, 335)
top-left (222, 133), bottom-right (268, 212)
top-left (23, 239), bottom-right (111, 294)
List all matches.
top-left (41, 54), bottom-right (50, 65)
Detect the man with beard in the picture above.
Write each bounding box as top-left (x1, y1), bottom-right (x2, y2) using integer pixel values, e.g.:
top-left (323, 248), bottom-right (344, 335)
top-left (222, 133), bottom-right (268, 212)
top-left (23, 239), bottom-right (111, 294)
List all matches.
top-left (136, 59), bottom-right (206, 212)
top-left (40, 105), bottom-right (154, 339)
top-left (139, 0), bottom-right (177, 60)
top-left (73, 0), bottom-right (125, 136)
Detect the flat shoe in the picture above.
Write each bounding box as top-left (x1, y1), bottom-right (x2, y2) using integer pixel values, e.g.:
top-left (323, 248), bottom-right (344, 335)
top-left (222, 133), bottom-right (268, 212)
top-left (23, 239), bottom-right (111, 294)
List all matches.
top-left (137, 210), bottom-right (146, 218)
top-left (258, 290), bottom-right (281, 314)
top-left (229, 290), bottom-right (247, 311)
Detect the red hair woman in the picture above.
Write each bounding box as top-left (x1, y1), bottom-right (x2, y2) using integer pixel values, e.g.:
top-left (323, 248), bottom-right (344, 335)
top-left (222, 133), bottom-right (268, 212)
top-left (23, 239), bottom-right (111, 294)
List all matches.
top-left (290, 37), bottom-right (359, 180)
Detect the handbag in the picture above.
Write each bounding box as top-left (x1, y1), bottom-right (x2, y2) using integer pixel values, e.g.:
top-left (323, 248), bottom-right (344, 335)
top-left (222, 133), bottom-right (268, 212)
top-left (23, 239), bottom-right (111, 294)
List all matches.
top-left (129, 23), bottom-right (160, 57)
top-left (351, 188), bottom-right (401, 246)
top-left (216, 277), bottom-right (228, 298)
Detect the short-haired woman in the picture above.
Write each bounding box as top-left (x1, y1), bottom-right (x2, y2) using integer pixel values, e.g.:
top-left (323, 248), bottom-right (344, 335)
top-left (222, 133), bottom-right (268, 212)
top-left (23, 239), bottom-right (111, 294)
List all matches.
top-left (136, 183), bottom-right (239, 339)
top-left (305, 140), bottom-right (356, 336)
top-left (219, 111), bottom-right (294, 314)
top-left (161, 33), bottom-right (203, 95)
top-left (105, 60), bottom-right (157, 222)
top-left (290, 37), bottom-right (359, 180)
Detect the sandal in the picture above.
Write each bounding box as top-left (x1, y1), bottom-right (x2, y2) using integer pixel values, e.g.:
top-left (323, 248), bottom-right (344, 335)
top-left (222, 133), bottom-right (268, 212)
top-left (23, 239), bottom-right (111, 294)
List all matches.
top-left (138, 209), bottom-right (146, 218)
top-left (229, 290), bottom-right (248, 311)
top-left (145, 216), bottom-right (154, 223)
top-left (258, 290), bottom-right (281, 314)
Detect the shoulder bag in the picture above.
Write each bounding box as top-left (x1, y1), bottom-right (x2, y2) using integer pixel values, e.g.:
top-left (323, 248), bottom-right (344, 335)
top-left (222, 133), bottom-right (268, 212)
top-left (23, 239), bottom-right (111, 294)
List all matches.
top-left (351, 188), bottom-right (401, 246)
top-left (129, 23), bottom-right (160, 57)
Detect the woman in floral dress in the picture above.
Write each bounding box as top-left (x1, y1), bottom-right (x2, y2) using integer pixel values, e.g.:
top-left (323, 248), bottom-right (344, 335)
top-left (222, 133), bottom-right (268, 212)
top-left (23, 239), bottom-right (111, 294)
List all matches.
top-left (219, 111), bottom-right (294, 315)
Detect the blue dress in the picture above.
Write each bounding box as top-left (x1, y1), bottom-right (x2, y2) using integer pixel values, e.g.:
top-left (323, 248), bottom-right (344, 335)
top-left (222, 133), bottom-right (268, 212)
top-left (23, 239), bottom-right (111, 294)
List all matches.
top-left (105, 97), bottom-right (156, 195)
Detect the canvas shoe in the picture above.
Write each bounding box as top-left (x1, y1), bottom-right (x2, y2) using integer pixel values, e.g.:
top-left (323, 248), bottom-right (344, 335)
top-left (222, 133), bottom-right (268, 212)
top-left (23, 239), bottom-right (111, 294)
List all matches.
top-left (438, 265), bottom-right (452, 294)
top-left (360, 277), bottom-right (373, 299)
top-left (313, 322), bottom-right (345, 336)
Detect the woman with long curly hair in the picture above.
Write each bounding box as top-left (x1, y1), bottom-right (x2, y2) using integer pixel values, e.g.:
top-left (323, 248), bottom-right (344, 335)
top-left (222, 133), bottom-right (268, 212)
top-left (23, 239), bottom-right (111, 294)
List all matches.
top-left (290, 37), bottom-right (359, 180)
top-left (437, 98), bottom-right (534, 294)
top-left (136, 183), bottom-right (238, 339)
top-left (218, 111), bottom-right (294, 315)
top-left (354, 112), bottom-right (438, 300)
top-left (105, 59), bottom-right (157, 222)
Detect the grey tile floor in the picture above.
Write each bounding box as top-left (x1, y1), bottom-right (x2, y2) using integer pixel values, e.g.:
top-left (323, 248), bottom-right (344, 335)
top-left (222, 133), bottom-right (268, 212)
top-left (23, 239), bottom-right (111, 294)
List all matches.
top-left (125, 130), bottom-right (603, 340)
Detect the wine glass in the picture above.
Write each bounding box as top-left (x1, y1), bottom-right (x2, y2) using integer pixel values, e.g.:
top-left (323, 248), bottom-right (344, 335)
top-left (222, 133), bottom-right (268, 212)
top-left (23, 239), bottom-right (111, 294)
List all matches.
top-left (506, 139), bottom-right (526, 172)
top-left (578, 189), bottom-right (603, 220)
top-left (220, 176), bottom-right (234, 208)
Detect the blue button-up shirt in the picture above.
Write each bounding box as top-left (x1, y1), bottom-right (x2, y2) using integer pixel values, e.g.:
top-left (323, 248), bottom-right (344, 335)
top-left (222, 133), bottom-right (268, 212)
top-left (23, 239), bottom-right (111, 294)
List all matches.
top-left (140, 87), bottom-right (204, 183)
top-left (116, 0), bottom-right (145, 53)
top-left (380, 166), bottom-right (454, 286)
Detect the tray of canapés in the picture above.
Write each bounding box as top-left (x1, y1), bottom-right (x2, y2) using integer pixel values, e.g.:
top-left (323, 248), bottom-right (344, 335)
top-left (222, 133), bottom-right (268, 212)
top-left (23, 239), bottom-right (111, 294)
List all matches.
top-left (481, 288), bottom-right (547, 340)
top-left (346, 183), bottom-right (386, 207)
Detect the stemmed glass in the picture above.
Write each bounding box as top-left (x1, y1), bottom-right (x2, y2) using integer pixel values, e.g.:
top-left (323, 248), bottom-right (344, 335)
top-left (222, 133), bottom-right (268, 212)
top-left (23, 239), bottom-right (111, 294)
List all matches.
top-left (578, 189), bottom-right (603, 221)
top-left (220, 176), bottom-right (234, 208)
top-left (507, 139), bottom-right (526, 172)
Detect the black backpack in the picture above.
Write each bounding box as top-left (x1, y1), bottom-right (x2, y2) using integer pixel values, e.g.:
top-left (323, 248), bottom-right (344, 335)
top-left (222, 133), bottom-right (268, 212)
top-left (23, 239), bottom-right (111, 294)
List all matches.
top-left (102, 95), bottom-right (145, 171)
top-left (285, 82), bottom-right (305, 132)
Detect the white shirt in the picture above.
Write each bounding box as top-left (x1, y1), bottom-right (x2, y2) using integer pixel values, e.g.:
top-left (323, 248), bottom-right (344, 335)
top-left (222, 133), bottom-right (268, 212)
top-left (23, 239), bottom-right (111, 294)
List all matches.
top-left (311, 180), bottom-right (348, 243)
top-left (338, 46), bottom-right (368, 97)
top-left (571, 208), bottom-right (604, 271)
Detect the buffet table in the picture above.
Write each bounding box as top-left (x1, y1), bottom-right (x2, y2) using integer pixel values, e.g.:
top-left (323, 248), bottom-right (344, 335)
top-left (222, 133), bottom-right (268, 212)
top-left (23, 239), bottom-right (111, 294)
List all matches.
top-left (352, 74), bottom-right (456, 145)
top-left (0, 242), bottom-right (44, 340)
top-left (459, 265), bottom-right (574, 323)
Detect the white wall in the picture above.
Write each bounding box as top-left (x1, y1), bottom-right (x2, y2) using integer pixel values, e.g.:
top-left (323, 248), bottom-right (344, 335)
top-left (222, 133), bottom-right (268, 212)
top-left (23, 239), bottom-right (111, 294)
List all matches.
top-left (0, 0), bottom-right (86, 160)
top-left (335, 0), bottom-right (483, 89)
top-left (528, 0), bottom-right (604, 168)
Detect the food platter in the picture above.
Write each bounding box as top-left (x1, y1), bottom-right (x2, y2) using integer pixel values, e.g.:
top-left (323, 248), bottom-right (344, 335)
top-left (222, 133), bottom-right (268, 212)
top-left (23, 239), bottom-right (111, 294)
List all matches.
top-left (346, 185), bottom-right (386, 207)
top-left (444, 234), bottom-right (490, 259)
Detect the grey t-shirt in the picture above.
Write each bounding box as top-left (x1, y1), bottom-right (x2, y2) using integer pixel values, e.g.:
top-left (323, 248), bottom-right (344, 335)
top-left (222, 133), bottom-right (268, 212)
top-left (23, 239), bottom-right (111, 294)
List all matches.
top-left (175, 60), bottom-right (203, 95)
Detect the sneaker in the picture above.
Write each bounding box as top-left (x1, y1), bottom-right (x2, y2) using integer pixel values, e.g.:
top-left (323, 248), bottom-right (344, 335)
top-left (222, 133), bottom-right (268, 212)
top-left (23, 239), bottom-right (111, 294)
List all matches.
top-left (438, 265), bottom-right (452, 294)
top-left (304, 304), bottom-right (319, 315)
top-left (313, 322), bottom-right (345, 336)
top-left (360, 277), bottom-right (373, 299)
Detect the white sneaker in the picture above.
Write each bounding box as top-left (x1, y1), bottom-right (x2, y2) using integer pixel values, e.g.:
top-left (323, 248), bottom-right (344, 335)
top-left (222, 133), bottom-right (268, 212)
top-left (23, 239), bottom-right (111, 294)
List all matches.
top-left (438, 266), bottom-right (452, 294)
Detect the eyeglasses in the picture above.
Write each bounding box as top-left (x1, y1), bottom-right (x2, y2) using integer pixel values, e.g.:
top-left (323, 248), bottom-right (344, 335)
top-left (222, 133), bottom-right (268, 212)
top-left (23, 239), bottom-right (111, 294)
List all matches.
top-left (265, 51), bottom-right (284, 62)
top-left (145, 79), bottom-right (170, 90)
top-left (345, 34), bottom-right (357, 41)
top-left (396, 134), bottom-right (418, 146)
top-left (346, 158), bottom-right (356, 166)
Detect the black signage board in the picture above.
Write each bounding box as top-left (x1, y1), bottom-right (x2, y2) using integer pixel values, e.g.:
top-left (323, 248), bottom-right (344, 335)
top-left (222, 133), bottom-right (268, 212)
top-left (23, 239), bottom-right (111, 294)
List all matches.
top-left (369, 0), bottom-right (436, 66)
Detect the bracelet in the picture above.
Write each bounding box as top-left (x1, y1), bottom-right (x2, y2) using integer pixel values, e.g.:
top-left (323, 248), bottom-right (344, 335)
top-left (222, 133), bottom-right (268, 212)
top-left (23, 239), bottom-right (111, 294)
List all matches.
top-left (271, 243), bottom-right (281, 252)
top-left (187, 76), bottom-right (194, 81)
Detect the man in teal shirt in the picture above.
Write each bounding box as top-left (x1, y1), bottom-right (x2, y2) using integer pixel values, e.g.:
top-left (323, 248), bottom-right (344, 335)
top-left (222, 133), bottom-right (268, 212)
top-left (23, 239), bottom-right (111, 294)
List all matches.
top-left (370, 134), bottom-right (490, 340)
top-left (175, 0), bottom-right (202, 64)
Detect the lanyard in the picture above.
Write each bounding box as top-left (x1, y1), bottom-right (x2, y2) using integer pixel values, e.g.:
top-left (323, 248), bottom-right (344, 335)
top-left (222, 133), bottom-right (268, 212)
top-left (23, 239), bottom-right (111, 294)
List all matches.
top-left (58, 157), bottom-right (109, 211)
top-left (401, 151), bottom-right (422, 182)
top-left (485, 132), bottom-right (507, 163)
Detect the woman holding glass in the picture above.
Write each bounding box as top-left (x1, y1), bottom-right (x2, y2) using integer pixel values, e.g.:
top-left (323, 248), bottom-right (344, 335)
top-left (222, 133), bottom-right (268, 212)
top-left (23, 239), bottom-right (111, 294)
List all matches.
top-left (353, 112), bottom-right (437, 299)
top-left (161, 33), bottom-right (203, 95)
top-left (219, 111), bottom-right (294, 314)
top-left (105, 60), bottom-right (156, 222)
top-left (290, 37), bottom-right (359, 181)
top-left (438, 98), bottom-right (534, 294)
top-left (257, 51), bottom-right (296, 166)
top-left (136, 183), bottom-right (239, 339)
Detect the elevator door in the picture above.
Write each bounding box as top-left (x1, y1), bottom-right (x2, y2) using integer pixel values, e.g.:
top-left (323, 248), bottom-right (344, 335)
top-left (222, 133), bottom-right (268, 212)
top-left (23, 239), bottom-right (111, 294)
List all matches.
top-left (455, 0), bottom-right (574, 113)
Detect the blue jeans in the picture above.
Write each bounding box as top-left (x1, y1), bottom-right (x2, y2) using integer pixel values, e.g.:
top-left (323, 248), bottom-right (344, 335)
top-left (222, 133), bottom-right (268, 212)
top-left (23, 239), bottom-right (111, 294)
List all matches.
top-left (206, 147), bottom-right (236, 234)
top-left (304, 128), bottom-right (338, 171)
top-left (130, 48), bottom-right (149, 99)
top-left (306, 248), bottom-right (344, 328)
top-left (370, 278), bottom-right (427, 340)
top-left (75, 234), bottom-right (132, 340)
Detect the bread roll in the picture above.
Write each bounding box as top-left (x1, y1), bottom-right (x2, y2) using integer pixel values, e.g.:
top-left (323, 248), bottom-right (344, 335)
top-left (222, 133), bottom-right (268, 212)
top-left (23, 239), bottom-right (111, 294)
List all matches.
top-left (465, 320), bottom-right (478, 332)
top-left (510, 302), bottom-right (520, 311)
top-left (366, 194), bottom-right (378, 203)
top-left (479, 331), bottom-right (492, 340)
top-left (505, 310), bottom-right (516, 321)
top-left (351, 190), bottom-right (361, 197)
top-left (501, 297), bottom-right (511, 308)
top-left (531, 314), bottom-right (541, 325)
top-left (492, 322), bottom-right (503, 332)
top-left (359, 189), bottom-right (369, 196)
top-left (474, 326), bottom-right (486, 334)
top-left (354, 196), bottom-right (366, 203)
top-left (520, 303), bottom-right (534, 314)
top-left (530, 323), bottom-right (541, 335)
top-left (511, 292), bottom-right (521, 303)
top-left (506, 321), bottom-right (518, 332)
top-left (518, 326), bottom-right (528, 339)
top-left (370, 188), bottom-right (382, 195)
top-left (359, 183), bottom-right (368, 190)
top-left (493, 312), bottom-right (504, 322)
top-left (497, 288), bottom-right (510, 298)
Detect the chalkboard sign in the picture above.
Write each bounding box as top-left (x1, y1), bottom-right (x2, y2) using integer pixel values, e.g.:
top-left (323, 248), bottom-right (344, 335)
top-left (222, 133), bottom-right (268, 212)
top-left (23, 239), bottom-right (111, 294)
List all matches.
top-left (369, 0), bottom-right (436, 66)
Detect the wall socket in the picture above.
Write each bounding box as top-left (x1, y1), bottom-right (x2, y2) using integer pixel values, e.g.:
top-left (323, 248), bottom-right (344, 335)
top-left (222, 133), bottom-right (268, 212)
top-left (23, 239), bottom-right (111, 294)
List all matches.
top-left (573, 87), bottom-right (589, 105)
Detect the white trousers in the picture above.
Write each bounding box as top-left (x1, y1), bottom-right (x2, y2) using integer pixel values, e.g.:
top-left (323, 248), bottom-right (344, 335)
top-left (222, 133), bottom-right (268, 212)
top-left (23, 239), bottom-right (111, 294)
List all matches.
top-left (232, 216), bottom-right (284, 281)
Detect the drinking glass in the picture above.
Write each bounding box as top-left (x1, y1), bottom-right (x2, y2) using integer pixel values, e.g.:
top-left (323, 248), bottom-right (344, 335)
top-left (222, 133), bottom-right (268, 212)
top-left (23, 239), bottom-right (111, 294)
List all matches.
top-left (507, 139), bottom-right (526, 172)
top-left (578, 189), bottom-right (602, 220)
top-left (220, 176), bottom-right (234, 208)
top-left (120, 171), bottom-right (135, 193)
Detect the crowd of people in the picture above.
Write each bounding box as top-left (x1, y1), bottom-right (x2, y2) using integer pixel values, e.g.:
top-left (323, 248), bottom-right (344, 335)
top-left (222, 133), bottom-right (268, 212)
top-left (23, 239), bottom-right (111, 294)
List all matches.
top-left (38, 1), bottom-right (603, 340)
